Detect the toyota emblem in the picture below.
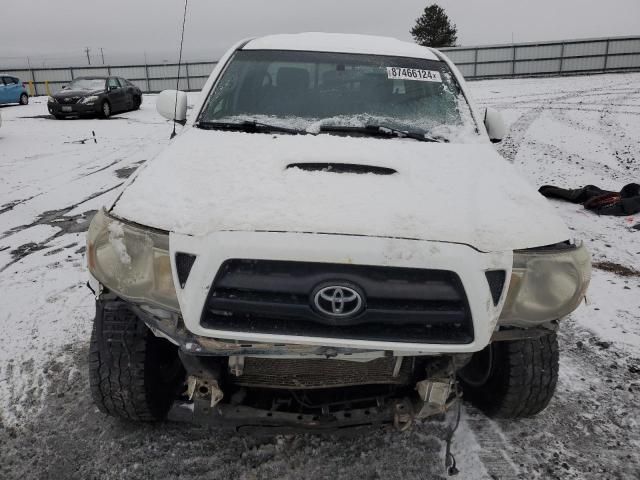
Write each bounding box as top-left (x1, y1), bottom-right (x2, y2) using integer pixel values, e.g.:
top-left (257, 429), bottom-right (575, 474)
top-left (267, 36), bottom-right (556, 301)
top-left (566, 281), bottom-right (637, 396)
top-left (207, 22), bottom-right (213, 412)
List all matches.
top-left (312, 285), bottom-right (364, 318)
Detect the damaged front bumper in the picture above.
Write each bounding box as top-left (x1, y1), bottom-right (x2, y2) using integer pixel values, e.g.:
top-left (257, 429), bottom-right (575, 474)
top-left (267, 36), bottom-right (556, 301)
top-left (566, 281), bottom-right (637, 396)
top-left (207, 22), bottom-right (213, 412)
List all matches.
top-left (94, 297), bottom-right (466, 430)
top-left (132, 300), bottom-right (386, 358)
top-left (169, 379), bottom-right (458, 433)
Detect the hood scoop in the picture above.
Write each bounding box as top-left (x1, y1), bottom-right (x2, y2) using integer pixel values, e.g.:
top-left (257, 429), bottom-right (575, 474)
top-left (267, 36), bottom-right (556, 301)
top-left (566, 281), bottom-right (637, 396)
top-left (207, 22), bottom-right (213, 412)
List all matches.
top-left (286, 163), bottom-right (397, 175)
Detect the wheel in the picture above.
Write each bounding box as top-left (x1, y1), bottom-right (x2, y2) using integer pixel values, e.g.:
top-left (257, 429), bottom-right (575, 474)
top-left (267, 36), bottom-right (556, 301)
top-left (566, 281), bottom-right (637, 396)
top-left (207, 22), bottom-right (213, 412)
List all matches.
top-left (458, 333), bottom-right (559, 418)
top-left (19, 93), bottom-right (29, 105)
top-left (101, 101), bottom-right (111, 118)
top-left (132, 95), bottom-right (142, 110)
top-left (89, 300), bottom-right (185, 421)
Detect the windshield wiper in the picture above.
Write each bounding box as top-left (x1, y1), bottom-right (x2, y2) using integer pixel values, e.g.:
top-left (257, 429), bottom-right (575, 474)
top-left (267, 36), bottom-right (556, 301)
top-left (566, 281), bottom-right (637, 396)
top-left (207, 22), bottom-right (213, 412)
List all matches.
top-left (196, 120), bottom-right (307, 135)
top-left (319, 124), bottom-right (445, 143)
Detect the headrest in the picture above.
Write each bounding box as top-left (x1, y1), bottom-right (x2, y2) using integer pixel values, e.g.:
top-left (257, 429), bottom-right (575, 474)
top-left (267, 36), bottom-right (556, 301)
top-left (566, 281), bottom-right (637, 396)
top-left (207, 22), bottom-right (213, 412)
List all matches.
top-left (277, 67), bottom-right (309, 91)
top-left (359, 74), bottom-right (392, 95)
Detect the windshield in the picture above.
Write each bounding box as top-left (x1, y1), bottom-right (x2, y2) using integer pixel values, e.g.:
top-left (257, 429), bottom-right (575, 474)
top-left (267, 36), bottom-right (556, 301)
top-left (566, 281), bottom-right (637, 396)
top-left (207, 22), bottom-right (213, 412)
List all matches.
top-left (198, 50), bottom-right (479, 142)
top-left (68, 78), bottom-right (105, 91)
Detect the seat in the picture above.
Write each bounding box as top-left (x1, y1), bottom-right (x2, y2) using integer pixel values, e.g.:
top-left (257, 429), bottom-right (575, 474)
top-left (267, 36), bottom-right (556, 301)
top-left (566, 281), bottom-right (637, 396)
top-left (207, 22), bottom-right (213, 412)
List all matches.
top-left (262, 67), bottom-right (311, 116)
top-left (276, 67), bottom-right (310, 93)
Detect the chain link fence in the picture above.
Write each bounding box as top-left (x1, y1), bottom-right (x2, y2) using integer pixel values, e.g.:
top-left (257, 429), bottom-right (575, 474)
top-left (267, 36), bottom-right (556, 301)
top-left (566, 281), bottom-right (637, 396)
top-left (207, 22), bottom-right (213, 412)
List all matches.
top-left (2, 35), bottom-right (639, 96)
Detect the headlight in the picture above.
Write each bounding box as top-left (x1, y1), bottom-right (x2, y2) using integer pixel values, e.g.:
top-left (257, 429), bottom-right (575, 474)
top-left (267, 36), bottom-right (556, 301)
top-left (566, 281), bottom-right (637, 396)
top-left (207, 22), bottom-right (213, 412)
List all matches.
top-left (499, 242), bottom-right (591, 327)
top-left (48, 96), bottom-right (57, 103)
top-left (80, 95), bottom-right (99, 104)
top-left (87, 209), bottom-right (179, 311)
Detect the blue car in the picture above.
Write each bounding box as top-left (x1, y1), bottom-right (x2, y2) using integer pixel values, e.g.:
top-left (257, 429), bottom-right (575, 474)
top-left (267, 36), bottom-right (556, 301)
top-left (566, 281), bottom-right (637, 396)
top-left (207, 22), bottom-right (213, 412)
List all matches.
top-left (0, 74), bottom-right (29, 105)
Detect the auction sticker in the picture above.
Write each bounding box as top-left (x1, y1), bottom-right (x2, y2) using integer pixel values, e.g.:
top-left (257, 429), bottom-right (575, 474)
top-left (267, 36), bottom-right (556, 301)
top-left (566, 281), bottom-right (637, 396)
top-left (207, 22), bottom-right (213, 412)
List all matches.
top-left (386, 67), bottom-right (442, 82)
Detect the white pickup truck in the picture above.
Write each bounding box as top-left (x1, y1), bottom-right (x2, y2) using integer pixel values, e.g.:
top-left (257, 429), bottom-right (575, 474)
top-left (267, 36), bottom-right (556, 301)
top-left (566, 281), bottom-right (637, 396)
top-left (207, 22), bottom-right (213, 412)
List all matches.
top-left (86, 33), bottom-right (591, 430)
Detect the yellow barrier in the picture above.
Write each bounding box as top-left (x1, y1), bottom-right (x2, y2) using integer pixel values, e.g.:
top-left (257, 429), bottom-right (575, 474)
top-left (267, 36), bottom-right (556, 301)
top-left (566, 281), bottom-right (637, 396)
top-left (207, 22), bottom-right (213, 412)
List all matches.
top-left (45, 80), bottom-right (51, 96)
top-left (28, 80), bottom-right (35, 96)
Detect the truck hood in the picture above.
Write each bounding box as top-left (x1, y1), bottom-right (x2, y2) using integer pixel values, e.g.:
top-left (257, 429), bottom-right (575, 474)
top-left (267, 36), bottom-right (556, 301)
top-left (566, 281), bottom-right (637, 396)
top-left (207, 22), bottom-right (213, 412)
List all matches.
top-left (110, 128), bottom-right (569, 252)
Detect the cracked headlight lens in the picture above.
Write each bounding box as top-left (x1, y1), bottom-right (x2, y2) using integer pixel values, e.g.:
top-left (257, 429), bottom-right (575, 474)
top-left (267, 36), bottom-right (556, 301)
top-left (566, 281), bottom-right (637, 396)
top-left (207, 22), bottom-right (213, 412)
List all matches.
top-left (499, 242), bottom-right (591, 327)
top-left (87, 208), bottom-right (179, 311)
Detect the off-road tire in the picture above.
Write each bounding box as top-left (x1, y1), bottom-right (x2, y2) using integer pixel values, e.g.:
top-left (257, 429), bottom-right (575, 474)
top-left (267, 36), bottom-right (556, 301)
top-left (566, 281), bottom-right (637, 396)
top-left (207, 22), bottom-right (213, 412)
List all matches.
top-left (19, 93), bottom-right (29, 105)
top-left (89, 301), bottom-right (185, 421)
top-left (459, 333), bottom-right (559, 418)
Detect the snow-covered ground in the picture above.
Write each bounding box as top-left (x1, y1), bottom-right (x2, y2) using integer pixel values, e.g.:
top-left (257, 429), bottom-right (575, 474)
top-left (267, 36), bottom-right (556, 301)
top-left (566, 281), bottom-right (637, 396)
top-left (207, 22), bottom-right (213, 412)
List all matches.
top-left (0, 73), bottom-right (639, 479)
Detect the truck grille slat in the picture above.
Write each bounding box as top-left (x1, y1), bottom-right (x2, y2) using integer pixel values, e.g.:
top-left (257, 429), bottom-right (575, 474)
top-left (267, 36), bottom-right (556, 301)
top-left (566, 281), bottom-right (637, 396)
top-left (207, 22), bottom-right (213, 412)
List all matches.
top-left (201, 260), bottom-right (474, 344)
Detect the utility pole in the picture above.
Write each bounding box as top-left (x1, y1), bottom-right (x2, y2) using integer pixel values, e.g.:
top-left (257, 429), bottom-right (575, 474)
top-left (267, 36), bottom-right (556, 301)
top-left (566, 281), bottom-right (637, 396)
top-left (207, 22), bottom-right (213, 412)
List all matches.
top-left (84, 47), bottom-right (91, 65)
top-left (100, 48), bottom-right (105, 65)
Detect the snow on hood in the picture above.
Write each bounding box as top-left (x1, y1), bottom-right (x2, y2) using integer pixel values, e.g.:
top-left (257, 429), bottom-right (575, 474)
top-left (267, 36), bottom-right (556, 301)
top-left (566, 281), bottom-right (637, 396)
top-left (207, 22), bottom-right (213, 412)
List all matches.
top-left (110, 129), bottom-right (570, 252)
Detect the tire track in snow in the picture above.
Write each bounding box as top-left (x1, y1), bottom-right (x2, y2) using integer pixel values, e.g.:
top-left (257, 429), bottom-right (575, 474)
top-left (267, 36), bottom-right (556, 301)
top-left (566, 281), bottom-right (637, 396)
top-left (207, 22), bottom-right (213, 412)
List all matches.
top-left (463, 407), bottom-right (520, 479)
top-left (0, 136), bottom-right (153, 269)
top-left (490, 82), bottom-right (639, 163)
top-left (521, 136), bottom-right (630, 185)
top-left (0, 118), bottom-right (160, 232)
top-left (548, 89), bottom-right (640, 177)
top-left (0, 184), bottom-right (122, 272)
top-left (0, 194), bottom-right (43, 215)
top-left (480, 85), bottom-right (640, 107)
top-left (596, 88), bottom-right (640, 174)
top-left (493, 89), bottom-right (591, 162)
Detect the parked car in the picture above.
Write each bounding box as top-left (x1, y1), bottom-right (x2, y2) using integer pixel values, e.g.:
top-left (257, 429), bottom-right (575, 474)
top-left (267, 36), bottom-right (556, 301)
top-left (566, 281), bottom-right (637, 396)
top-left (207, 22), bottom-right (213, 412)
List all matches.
top-left (86, 33), bottom-right (591, 430)
top-left (0, 74), bottom-right (29, 105)
top-left (47, 76), bottom-right (142, 119)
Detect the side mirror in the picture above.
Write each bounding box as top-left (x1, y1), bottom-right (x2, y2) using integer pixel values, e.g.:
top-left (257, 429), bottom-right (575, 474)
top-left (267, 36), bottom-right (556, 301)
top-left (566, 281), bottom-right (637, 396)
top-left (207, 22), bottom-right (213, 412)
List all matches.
top-left (484, 107), bottom-right (506, 143)
top-left (108, 85), bottom-right (118, 91)
top-left (156, 90), bottom-right (188, 122)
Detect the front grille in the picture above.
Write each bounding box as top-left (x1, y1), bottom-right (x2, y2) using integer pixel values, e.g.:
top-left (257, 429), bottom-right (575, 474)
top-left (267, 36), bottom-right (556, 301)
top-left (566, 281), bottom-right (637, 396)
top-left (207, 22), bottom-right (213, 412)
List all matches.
top-left (230, 357), bottom-right (412, 389)
top-left (201, 260), bottom-right (474, 344)
top-left (62, 96), bottom-right (81, 104)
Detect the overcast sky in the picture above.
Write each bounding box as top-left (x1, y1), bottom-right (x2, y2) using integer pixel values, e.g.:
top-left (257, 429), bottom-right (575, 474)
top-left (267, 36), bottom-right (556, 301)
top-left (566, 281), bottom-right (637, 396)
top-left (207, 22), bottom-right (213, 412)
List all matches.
top-left (2, 0), bottom-right (639, 67)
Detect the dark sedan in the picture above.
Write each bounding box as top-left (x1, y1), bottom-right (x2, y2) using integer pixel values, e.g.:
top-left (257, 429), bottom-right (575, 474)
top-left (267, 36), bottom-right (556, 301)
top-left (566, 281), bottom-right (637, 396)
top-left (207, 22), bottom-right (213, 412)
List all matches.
top-left (47, 76), bottom-right (142, 119)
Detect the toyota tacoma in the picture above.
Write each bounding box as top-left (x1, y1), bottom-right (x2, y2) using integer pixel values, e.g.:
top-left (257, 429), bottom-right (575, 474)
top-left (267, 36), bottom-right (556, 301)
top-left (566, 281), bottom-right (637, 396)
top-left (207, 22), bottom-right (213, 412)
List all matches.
top-left (86, 33), bottom-right (591, 431)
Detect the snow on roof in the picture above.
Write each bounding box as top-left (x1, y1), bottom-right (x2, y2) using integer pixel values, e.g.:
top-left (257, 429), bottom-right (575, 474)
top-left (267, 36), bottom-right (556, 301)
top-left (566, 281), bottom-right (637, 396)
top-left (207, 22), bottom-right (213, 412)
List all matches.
top-left (243, 33), bottom-right (440, 61)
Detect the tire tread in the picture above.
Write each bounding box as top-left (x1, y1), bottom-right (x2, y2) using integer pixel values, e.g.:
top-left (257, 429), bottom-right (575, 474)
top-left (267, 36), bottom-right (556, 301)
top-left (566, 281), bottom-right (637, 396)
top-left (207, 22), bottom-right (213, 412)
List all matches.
top-left (88, 302), bottom-right (179, 421)
top-left (461, 333), bottom-right (559, 419)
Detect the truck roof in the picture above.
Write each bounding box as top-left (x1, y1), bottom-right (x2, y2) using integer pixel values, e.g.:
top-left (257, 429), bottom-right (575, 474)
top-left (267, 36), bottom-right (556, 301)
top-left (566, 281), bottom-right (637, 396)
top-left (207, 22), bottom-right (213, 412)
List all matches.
top-left (243, 32), bottom-right (440, 61)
